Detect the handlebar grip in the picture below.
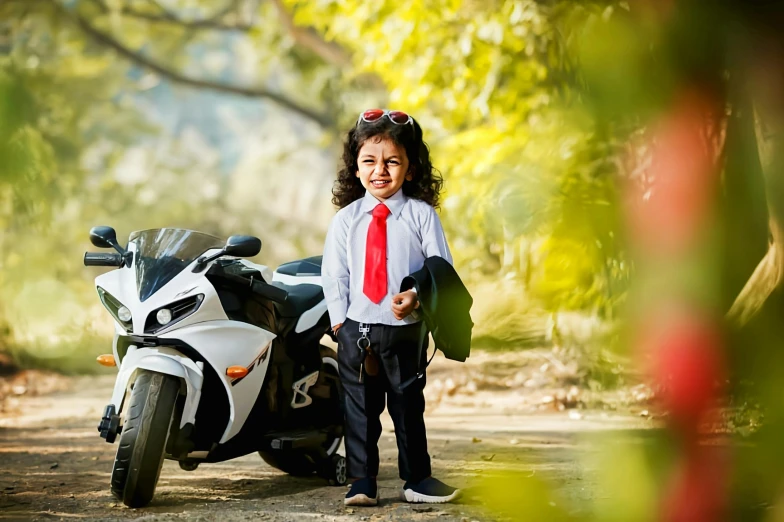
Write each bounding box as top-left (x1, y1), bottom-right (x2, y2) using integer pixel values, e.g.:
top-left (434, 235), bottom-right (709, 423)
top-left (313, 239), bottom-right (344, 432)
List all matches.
top-left (251, 279), bottom-right (288, 304)
top-left (84, 252), bottom-right (124, 267)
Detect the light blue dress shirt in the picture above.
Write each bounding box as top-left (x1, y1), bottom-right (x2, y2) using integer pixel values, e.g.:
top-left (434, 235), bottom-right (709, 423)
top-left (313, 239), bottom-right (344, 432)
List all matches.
top-left (322, 189), bottom-right (453, 327)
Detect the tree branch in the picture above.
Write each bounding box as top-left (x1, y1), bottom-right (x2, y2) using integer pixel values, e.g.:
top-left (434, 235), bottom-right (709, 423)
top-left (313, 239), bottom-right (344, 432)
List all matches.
top-left (266, 0), bottom-right (386, 91)
top-left (100, 0), bottom-right (255, 32)
top-left (727, 242), bottom-right (783, 326)
top-left (53, 0), bottom-right (332, 129)
top-left (267, 0), bottom-right (351, 68)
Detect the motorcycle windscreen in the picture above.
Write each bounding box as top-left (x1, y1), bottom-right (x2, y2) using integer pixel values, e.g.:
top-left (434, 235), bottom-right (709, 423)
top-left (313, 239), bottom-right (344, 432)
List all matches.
top-left (130, 228), bottom-right (225, 302)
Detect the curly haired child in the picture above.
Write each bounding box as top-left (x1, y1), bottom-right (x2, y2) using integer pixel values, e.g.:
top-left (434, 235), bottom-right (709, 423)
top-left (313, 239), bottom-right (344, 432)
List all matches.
top-left (322, 109), bottom-right (460, 506)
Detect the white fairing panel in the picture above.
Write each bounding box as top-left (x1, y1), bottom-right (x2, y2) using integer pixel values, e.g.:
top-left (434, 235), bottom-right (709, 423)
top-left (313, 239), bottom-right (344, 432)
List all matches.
top-left (110, 346), bottom-right (204, 430)
top-left (96, 246), bottom-right (276, 444)
top-left (174, 320), bottom-right (274, 442)
top-left (95, 246), bottom-right (230, 336)
top-left (109, 323), bottom-right (274, 443)
top-left (295, 299), bottom-right (328, 333)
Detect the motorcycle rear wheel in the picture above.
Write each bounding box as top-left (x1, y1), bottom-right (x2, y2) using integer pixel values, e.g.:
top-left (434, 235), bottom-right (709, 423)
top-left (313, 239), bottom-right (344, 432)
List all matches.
top-left (258, 451), bottom-right (316, 476)
top-left (259, 348), bottom-right (343, 478)
top-left (110, 370), bottom-right (179, 508)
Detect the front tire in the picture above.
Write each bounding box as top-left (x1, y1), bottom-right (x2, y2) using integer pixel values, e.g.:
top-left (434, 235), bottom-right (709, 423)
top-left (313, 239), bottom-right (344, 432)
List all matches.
top-left (111, 371), bottom-right (179, 508)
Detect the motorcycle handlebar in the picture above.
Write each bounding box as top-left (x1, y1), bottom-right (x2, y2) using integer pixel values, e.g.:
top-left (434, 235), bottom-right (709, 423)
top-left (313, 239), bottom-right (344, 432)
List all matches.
top-left (84, 252), bottom-right (124, 267)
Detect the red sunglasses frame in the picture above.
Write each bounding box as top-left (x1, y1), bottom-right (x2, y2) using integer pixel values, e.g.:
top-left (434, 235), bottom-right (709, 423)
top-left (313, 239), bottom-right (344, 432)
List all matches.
top-left (356, 109), bottom-right (414, 127)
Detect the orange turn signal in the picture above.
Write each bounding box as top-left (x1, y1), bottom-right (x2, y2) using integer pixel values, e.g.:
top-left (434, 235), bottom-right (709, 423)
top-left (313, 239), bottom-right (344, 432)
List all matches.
top-left (97, 354), bottom-right (116, 367)
top-left (226, 366), bottom-right (248, 379)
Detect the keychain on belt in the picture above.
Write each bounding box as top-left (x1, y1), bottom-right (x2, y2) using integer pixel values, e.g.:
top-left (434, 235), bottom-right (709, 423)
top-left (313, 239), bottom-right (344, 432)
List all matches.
top-left (357, 323), bottom-right (378, 382)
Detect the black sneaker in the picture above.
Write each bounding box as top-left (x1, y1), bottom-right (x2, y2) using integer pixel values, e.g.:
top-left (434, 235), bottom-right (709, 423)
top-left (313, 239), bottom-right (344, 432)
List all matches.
top-left (344, 477), bottom-right (379, 507)
top-left (401, 477), bottom-right (461, 503)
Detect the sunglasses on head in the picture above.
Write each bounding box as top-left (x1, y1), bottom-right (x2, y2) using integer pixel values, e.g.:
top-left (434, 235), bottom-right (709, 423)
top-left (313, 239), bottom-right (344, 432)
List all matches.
top-left (356, 108), bottom-right (414, 127)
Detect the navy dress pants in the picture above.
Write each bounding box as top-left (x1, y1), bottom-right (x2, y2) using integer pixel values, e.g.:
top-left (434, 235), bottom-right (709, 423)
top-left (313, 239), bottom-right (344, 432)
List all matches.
top-left (336, 318), bottom-right (431, 482)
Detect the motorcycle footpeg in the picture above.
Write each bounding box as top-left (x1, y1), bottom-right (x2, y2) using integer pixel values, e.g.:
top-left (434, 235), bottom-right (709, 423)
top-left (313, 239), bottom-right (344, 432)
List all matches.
top-left (265, 429), bottom-right (330, 451)
top-left (98, 404), bottom-right (122, 443)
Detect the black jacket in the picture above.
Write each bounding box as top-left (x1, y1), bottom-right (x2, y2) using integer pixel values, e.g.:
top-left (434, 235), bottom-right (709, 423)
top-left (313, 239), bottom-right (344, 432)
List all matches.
top-left (400, 256), bottom-right (473, 362)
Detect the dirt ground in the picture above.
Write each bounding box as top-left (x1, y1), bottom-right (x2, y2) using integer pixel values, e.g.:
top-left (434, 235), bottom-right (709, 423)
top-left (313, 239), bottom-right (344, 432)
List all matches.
top-left (0, 349), bottom-right (655, 521)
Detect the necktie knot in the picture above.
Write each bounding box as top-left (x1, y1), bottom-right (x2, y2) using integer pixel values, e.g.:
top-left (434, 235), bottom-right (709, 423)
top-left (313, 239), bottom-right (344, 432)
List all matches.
top-left (372, 204), bottom-right (391, 219)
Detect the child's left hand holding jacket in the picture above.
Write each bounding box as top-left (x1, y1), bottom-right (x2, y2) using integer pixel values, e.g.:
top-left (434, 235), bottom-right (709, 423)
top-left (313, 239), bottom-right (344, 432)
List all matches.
top-left (391, 289), bottom-right (419, 321)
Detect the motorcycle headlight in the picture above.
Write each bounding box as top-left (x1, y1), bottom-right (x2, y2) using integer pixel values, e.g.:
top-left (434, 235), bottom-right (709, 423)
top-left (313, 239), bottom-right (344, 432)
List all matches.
top-left (117, 306), bottom-right (132, 323)
top-left (97, 287), bottom-right (132, 331)
top-left (156, 308), bottom-right (172, 325)
top-left (145, 294), bottom-right (204, 334)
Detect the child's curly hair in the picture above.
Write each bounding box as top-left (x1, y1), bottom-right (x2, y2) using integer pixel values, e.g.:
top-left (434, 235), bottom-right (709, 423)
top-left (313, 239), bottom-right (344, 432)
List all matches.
top-left (332, 116), bottom-right (443, 209)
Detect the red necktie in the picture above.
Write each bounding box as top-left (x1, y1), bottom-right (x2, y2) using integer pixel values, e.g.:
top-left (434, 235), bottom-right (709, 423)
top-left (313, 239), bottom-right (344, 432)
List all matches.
top-left (363, 203), bottom-right (391, 303)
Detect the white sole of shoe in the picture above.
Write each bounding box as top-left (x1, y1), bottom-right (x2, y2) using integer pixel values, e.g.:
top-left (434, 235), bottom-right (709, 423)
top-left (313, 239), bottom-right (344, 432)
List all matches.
top-left (401, 487), bottom-right (461, 504)
top-left (344, 493), bottom-right (379, 507)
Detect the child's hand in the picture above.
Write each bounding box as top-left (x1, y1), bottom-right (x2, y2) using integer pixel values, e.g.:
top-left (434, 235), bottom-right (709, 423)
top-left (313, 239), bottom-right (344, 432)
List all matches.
top-left (391, 290), bottom-right (419, 320)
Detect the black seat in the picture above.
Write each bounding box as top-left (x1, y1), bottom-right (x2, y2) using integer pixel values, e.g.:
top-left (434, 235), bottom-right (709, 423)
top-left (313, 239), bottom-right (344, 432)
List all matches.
top-left (269, 281), bottom-right (324, 317)
top-left (276, 256), bottom-right (322, 277)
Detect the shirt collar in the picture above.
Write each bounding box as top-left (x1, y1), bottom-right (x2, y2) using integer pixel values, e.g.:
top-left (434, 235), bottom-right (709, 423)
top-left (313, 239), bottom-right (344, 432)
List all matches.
top-left (360, 188), bottom-right (407, 218)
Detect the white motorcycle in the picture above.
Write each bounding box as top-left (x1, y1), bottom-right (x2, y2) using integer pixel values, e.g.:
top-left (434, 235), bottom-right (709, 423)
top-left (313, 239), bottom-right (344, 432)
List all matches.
top-left (84, 226), bottom-right (346, 508)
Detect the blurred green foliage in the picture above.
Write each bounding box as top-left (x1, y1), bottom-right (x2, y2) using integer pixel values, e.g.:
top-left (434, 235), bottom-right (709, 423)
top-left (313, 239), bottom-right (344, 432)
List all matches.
top-left (0, 0), bottom-right (634, 367)
top-left (0, 0), bottom-right (353, 365)
top-left (3, 0), bottom-right (784, 519)
top-left (288, 0), bottom-right (631, 316)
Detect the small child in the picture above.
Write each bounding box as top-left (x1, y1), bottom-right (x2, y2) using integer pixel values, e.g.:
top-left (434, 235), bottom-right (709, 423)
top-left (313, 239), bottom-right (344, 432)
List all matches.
top-left (322, 109), bottom-right (460, 506)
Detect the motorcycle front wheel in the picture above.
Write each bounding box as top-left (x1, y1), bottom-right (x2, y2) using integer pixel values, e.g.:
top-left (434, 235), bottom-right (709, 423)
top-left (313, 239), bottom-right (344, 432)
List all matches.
top-left (110, 370), bottom-right (179, 508)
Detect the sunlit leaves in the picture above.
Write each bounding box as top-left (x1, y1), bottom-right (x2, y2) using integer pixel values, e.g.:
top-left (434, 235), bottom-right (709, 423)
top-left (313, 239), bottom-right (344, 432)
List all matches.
top-left (286, 0), bottom-right (628, 313)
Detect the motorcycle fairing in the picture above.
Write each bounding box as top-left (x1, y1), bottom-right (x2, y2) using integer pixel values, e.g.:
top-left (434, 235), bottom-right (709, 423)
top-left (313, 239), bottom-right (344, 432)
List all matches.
top-left (97, 246), bottom-right (277, 443)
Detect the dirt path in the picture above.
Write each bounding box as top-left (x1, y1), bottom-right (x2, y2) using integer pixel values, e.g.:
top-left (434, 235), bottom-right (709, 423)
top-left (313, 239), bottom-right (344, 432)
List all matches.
top-left (0, 352), bottom-right (654, 521)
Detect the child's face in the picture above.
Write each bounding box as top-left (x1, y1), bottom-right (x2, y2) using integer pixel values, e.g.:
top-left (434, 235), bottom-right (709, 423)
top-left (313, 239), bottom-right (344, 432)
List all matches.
top-left (356, 136), bottom-right (412, 200)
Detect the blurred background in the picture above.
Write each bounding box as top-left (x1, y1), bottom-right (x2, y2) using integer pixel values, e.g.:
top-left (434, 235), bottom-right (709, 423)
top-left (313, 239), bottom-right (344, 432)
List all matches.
top-left (2, 0), bottom-right (784, 520)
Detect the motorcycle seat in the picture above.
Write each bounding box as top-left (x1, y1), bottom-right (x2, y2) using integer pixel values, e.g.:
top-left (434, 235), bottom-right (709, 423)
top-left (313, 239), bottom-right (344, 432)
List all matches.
top-left (269, 281), bottom-right (324, 317)
top-left (275, 256), bottom-right (322, 277)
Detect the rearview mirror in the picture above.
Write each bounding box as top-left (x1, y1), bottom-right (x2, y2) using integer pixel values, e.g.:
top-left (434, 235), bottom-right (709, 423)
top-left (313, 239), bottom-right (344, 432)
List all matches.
top-left (90, 226), bottom-right (118, 249)
top-left (224, 235), bottom-right (261, 258)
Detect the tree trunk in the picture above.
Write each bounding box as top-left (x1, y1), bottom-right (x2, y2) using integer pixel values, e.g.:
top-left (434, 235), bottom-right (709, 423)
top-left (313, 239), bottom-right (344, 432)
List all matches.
top-left (727, 39), bottom-right (784, 326)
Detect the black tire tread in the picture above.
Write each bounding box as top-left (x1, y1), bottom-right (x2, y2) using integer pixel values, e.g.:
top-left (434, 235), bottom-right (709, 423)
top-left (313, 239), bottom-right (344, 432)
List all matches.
top-left (110, 371), bottom-right (179, 508)
top-left (258, 451), bottom-right (315, 476)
